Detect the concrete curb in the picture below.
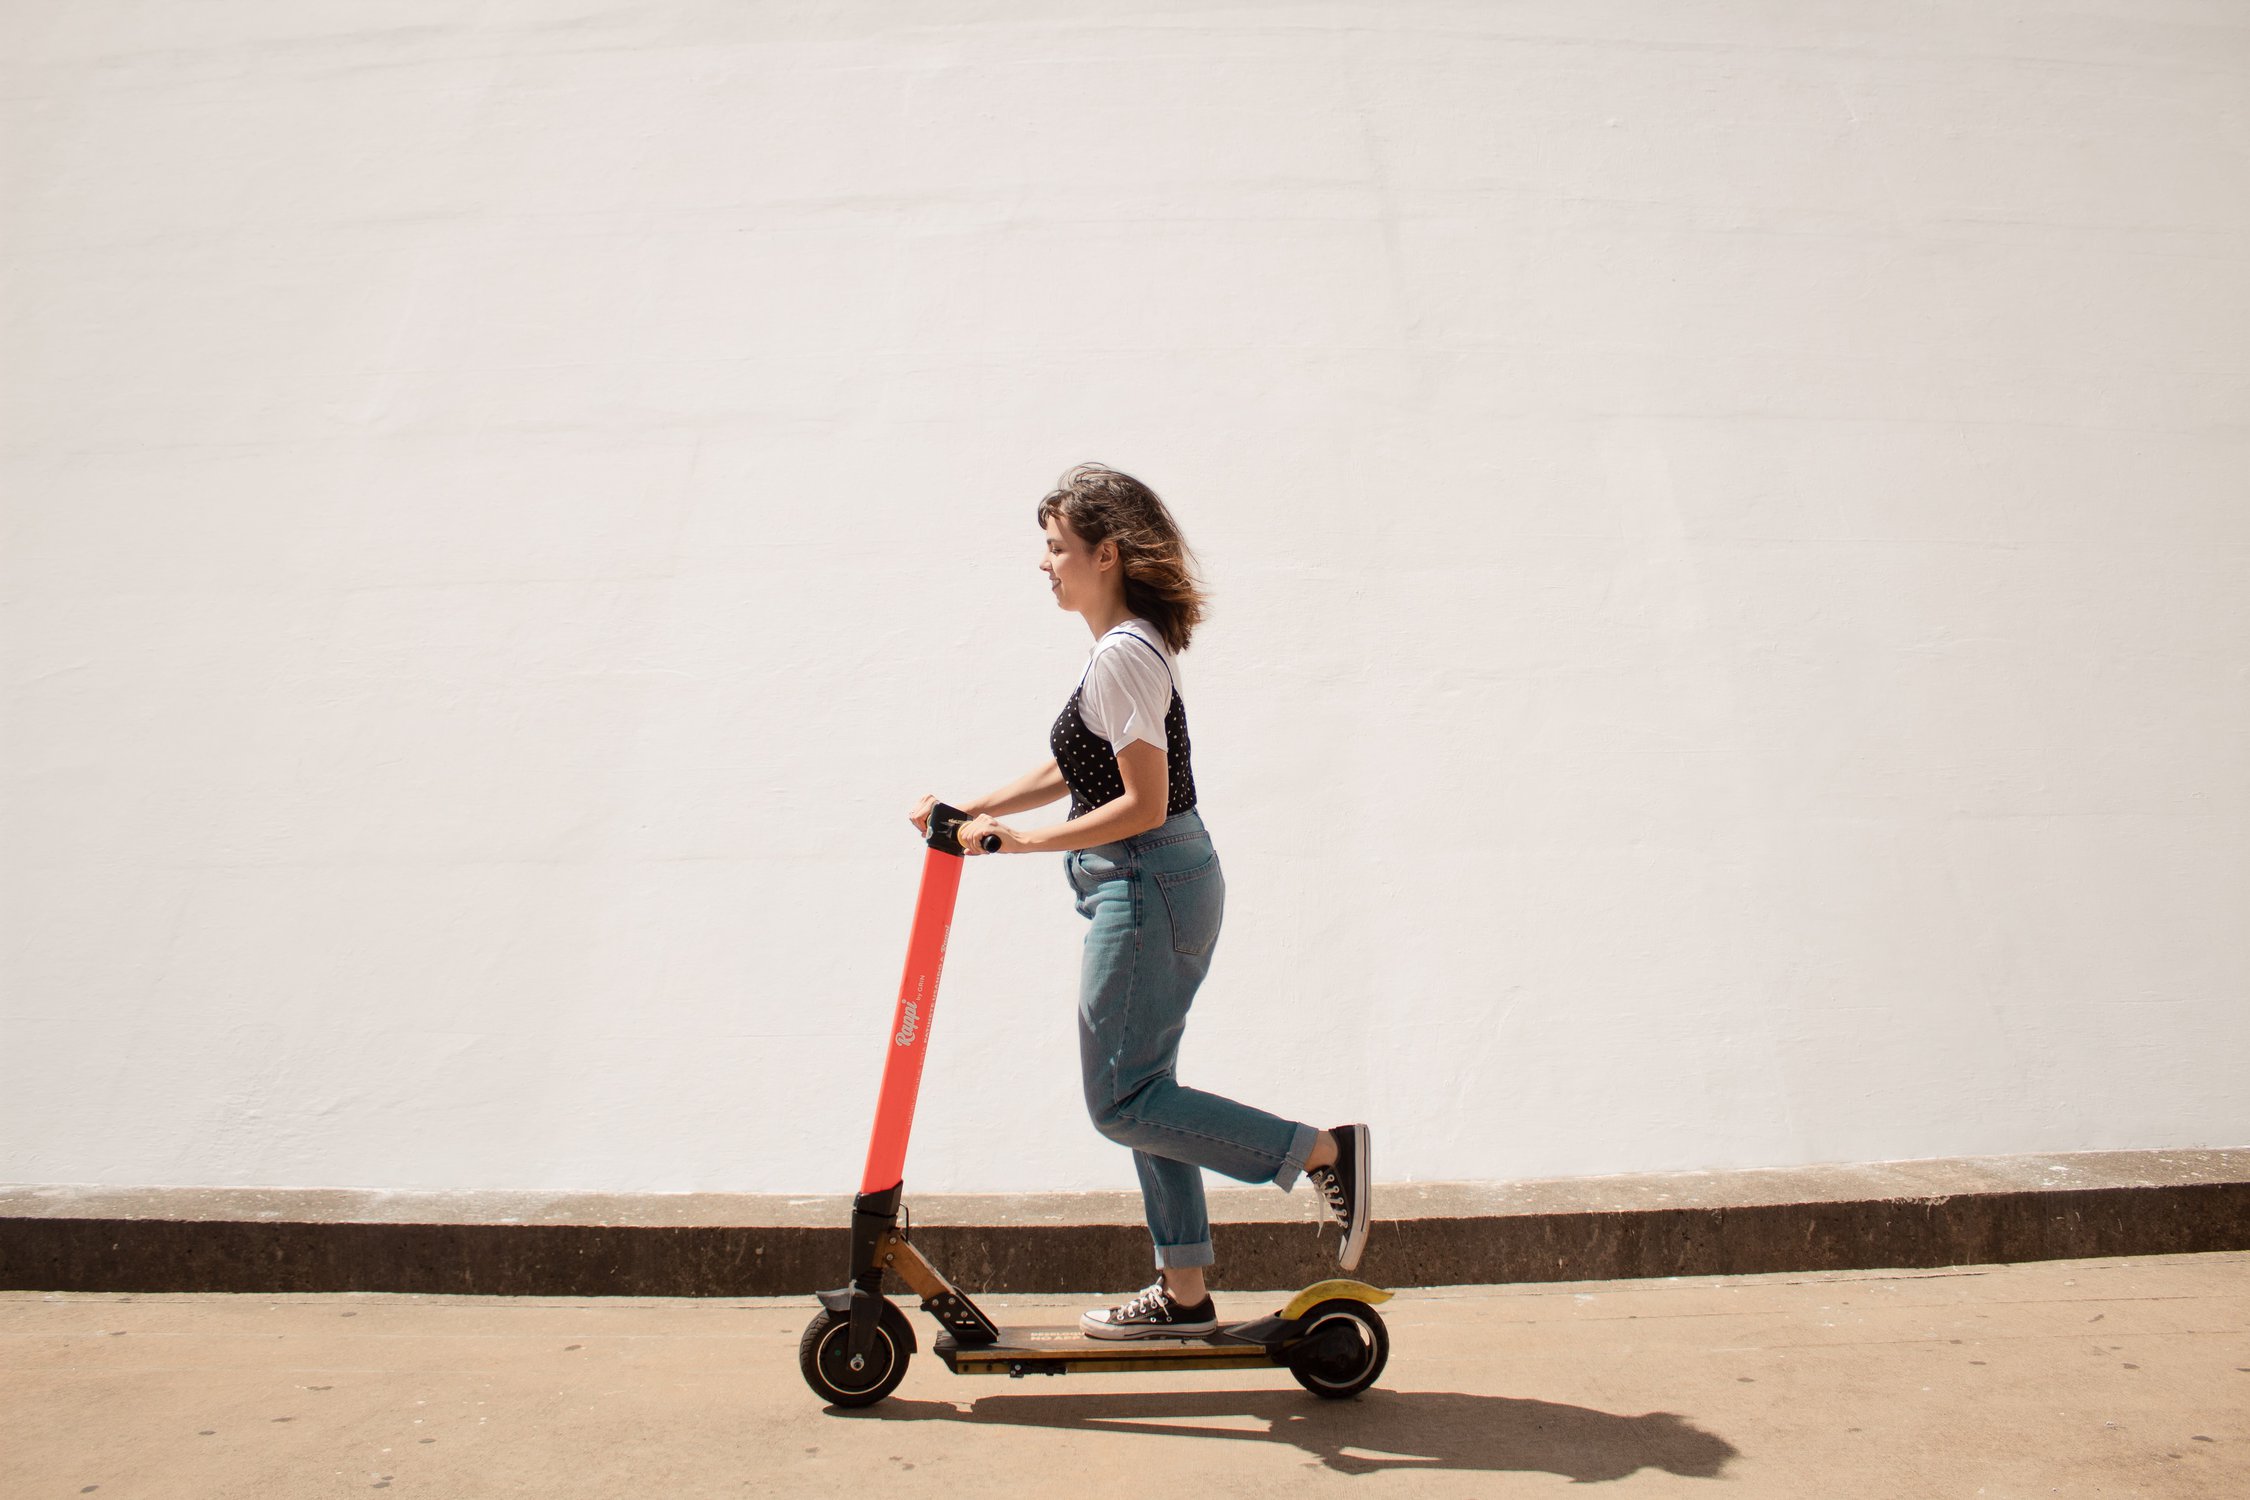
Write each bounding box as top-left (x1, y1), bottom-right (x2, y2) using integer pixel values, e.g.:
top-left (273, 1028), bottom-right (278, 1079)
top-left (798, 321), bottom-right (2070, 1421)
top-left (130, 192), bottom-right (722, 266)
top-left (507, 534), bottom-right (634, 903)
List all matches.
top-left (4, 1149), bottom-right (2244, 1297)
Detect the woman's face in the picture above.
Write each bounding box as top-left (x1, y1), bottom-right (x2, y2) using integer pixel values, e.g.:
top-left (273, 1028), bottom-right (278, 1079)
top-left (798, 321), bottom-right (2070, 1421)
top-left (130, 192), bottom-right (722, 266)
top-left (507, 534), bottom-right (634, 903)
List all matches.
top-left (1040, 513), bottom-right (1113, 613)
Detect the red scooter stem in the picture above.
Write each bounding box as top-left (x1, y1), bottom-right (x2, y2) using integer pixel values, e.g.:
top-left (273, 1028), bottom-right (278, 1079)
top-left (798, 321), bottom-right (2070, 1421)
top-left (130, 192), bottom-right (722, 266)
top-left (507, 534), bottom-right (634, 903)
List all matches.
top-left (858, 835), bottom-right (969, 1197)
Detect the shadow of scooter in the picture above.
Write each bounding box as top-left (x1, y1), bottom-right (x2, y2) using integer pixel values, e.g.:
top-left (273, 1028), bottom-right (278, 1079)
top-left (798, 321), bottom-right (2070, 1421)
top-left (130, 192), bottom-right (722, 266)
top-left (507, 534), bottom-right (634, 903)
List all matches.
top-left (837, 1386), bottom-right (1739, 1481)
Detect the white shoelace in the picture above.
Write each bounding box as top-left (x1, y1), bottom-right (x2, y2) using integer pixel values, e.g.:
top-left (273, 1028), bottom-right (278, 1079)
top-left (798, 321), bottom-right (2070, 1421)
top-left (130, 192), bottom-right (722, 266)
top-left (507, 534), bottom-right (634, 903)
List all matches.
top-left (1312, 1164), bottom-right (1350, 1225)
top-left (1113, 1282), bottom-right (1173, 1321)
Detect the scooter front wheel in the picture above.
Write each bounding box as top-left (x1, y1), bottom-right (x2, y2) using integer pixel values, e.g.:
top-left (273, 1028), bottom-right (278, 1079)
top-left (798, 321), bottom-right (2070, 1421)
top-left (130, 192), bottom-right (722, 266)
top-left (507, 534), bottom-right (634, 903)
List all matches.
top-left (798, 1303), bottom-right (914, 1408)
top-left (1286, 1299), bottom-right (1390, 1399)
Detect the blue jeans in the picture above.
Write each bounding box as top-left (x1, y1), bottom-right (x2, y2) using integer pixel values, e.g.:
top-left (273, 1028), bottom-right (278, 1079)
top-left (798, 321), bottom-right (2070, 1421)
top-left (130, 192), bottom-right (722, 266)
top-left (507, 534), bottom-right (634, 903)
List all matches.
top-left (1067, 808), bottom-right (1321, 1271)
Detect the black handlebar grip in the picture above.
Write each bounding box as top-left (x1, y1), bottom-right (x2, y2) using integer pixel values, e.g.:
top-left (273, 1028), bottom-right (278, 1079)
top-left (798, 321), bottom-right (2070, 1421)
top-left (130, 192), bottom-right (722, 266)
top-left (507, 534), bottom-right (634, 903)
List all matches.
top-left (926, 801), bottom-right (1003, 857)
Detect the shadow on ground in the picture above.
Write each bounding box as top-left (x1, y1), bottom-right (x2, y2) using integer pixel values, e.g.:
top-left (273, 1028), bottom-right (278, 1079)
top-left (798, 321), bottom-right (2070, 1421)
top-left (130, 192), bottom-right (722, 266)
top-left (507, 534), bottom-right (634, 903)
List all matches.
top-left (838, 1388), bottom-right (1739, 1480)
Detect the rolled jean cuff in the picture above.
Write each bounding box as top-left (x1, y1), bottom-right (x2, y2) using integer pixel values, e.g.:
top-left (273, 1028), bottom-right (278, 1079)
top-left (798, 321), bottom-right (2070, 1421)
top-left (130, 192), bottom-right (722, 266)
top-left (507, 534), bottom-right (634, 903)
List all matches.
top-left (1154, 1238), bottom-right (1216, 1270)
top-left (1271, 1122), bottom-right (1322, 1194)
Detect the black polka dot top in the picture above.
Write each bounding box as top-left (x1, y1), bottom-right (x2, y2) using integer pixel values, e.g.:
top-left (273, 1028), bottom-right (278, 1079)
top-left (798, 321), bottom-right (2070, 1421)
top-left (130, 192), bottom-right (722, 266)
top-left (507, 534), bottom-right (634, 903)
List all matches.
top-left (1050, 631), bottom-right (1198, 822)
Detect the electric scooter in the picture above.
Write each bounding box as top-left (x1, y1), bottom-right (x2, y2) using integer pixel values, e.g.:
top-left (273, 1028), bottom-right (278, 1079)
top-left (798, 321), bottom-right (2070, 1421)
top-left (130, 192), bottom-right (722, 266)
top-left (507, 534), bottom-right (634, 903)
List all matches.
top-left (797, 803), bottom-right (1392, 1409)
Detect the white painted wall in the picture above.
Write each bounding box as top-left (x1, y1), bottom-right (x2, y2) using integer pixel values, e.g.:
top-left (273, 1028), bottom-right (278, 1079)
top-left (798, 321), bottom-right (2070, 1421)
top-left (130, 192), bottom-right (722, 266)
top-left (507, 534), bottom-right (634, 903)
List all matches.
top-left (4, 2), bottom-right (2245, 1196)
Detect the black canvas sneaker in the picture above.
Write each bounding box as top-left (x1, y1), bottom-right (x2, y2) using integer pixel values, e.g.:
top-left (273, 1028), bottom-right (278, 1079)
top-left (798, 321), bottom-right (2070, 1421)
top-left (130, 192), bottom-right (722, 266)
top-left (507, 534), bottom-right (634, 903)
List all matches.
top-left (1079, 1281), bottom-right (1220, 1340)
top-left (1307, 1123), bottom-right (1372, 1272)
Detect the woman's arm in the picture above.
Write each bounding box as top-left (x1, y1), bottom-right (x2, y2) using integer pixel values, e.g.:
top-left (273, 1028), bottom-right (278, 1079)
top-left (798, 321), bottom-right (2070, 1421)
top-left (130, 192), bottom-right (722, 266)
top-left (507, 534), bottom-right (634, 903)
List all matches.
top-left (909, 759), bottom-right (1065, 839)
top-left (962, 758), bottom-right (1067, 818)
top-left (967, 740), bottom-right (1167, 854)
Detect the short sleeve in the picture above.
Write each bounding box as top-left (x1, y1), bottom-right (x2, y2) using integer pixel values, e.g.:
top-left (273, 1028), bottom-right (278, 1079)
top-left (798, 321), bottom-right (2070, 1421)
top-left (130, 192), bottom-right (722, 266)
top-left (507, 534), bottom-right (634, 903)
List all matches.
top-left (1078, 630), bottom-right (1175, 755)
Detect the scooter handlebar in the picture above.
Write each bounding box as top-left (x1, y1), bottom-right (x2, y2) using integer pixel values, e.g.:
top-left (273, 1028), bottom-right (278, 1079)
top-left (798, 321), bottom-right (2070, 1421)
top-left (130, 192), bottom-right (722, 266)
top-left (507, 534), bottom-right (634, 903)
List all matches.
top-left (925, 801), bottom-right (1002, 856)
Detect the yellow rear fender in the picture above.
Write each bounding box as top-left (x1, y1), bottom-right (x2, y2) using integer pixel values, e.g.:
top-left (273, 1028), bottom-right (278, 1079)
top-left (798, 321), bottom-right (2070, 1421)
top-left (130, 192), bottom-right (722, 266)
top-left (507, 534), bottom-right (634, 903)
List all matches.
top-left (1281, 1279), bottom-right (1393, 1320)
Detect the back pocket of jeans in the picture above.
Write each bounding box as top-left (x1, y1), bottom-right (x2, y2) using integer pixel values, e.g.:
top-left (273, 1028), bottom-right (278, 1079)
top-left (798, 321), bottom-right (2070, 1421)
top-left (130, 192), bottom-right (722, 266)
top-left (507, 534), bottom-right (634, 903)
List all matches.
top-left (1154, 856), bottom-right (1224, 957)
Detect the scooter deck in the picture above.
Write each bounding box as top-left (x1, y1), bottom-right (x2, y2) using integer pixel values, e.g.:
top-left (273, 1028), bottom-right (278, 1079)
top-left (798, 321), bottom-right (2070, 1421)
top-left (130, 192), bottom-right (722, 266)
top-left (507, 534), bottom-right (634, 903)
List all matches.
top-left (934, 1322), bottom-right (1286, 1378)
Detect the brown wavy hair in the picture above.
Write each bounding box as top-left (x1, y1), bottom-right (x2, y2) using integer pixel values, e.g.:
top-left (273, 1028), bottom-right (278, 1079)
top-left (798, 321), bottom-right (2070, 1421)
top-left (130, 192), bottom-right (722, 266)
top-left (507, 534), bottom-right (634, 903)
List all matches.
top-left (1034, 463), bottom-right (1208, 652)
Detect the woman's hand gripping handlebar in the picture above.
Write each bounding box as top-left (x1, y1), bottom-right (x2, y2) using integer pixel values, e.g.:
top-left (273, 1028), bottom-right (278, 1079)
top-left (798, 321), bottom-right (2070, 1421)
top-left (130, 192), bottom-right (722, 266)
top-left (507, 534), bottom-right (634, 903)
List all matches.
top-left (910, 796), bottom-right (1004, 856)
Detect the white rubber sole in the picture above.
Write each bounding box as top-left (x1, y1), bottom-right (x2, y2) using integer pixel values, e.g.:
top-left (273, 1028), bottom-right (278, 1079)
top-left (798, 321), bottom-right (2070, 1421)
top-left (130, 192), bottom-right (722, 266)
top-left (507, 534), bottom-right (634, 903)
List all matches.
top-left (1079, 1314), bottom-right (1220, 1340)
top-left (1336, 1124), bottom-right (1372, 1273)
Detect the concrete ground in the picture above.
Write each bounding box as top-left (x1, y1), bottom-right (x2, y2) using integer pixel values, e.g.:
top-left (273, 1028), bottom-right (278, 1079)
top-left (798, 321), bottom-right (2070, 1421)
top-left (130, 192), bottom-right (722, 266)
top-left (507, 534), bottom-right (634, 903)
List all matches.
top-left (3, 1252), bottom-right (2244, 1499)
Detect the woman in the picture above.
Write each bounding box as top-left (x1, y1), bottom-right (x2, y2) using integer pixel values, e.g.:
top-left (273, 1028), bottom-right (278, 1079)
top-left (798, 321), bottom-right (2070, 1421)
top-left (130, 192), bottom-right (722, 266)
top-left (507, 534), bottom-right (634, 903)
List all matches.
top-left (908, 462), bottom-right (1371, 1340)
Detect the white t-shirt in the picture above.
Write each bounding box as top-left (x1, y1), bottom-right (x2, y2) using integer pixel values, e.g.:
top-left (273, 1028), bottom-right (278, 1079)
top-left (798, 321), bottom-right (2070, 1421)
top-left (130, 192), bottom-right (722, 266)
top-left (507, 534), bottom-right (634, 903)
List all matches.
top-left (1076, 619), bottom-right (1179, 756)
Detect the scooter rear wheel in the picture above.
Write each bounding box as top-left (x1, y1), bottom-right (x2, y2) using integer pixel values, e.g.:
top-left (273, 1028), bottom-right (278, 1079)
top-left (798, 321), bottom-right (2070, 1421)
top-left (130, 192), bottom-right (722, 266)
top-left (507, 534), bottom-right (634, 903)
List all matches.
top-left (798, 1303), bottom-right (914, 1408)
top-left (1286, 1299), bottom-right (1390, 1399)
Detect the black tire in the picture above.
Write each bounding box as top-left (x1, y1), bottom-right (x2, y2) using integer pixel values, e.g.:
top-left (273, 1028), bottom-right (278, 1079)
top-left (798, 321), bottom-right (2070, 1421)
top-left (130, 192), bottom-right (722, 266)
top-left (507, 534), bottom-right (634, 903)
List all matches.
top-left (799, 1302), bottom-right (914, 1408)
top-left (1286, 1300), bottom-right (1390, 1399)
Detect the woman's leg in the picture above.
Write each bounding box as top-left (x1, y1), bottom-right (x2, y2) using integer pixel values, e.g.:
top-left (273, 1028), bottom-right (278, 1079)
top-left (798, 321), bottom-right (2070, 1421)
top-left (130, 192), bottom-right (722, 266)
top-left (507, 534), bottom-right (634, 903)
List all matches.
top-left (1071, 826), bottom-right (1320, 1273)
top-left (1129, 1147), bottom-right (1212, 1276)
